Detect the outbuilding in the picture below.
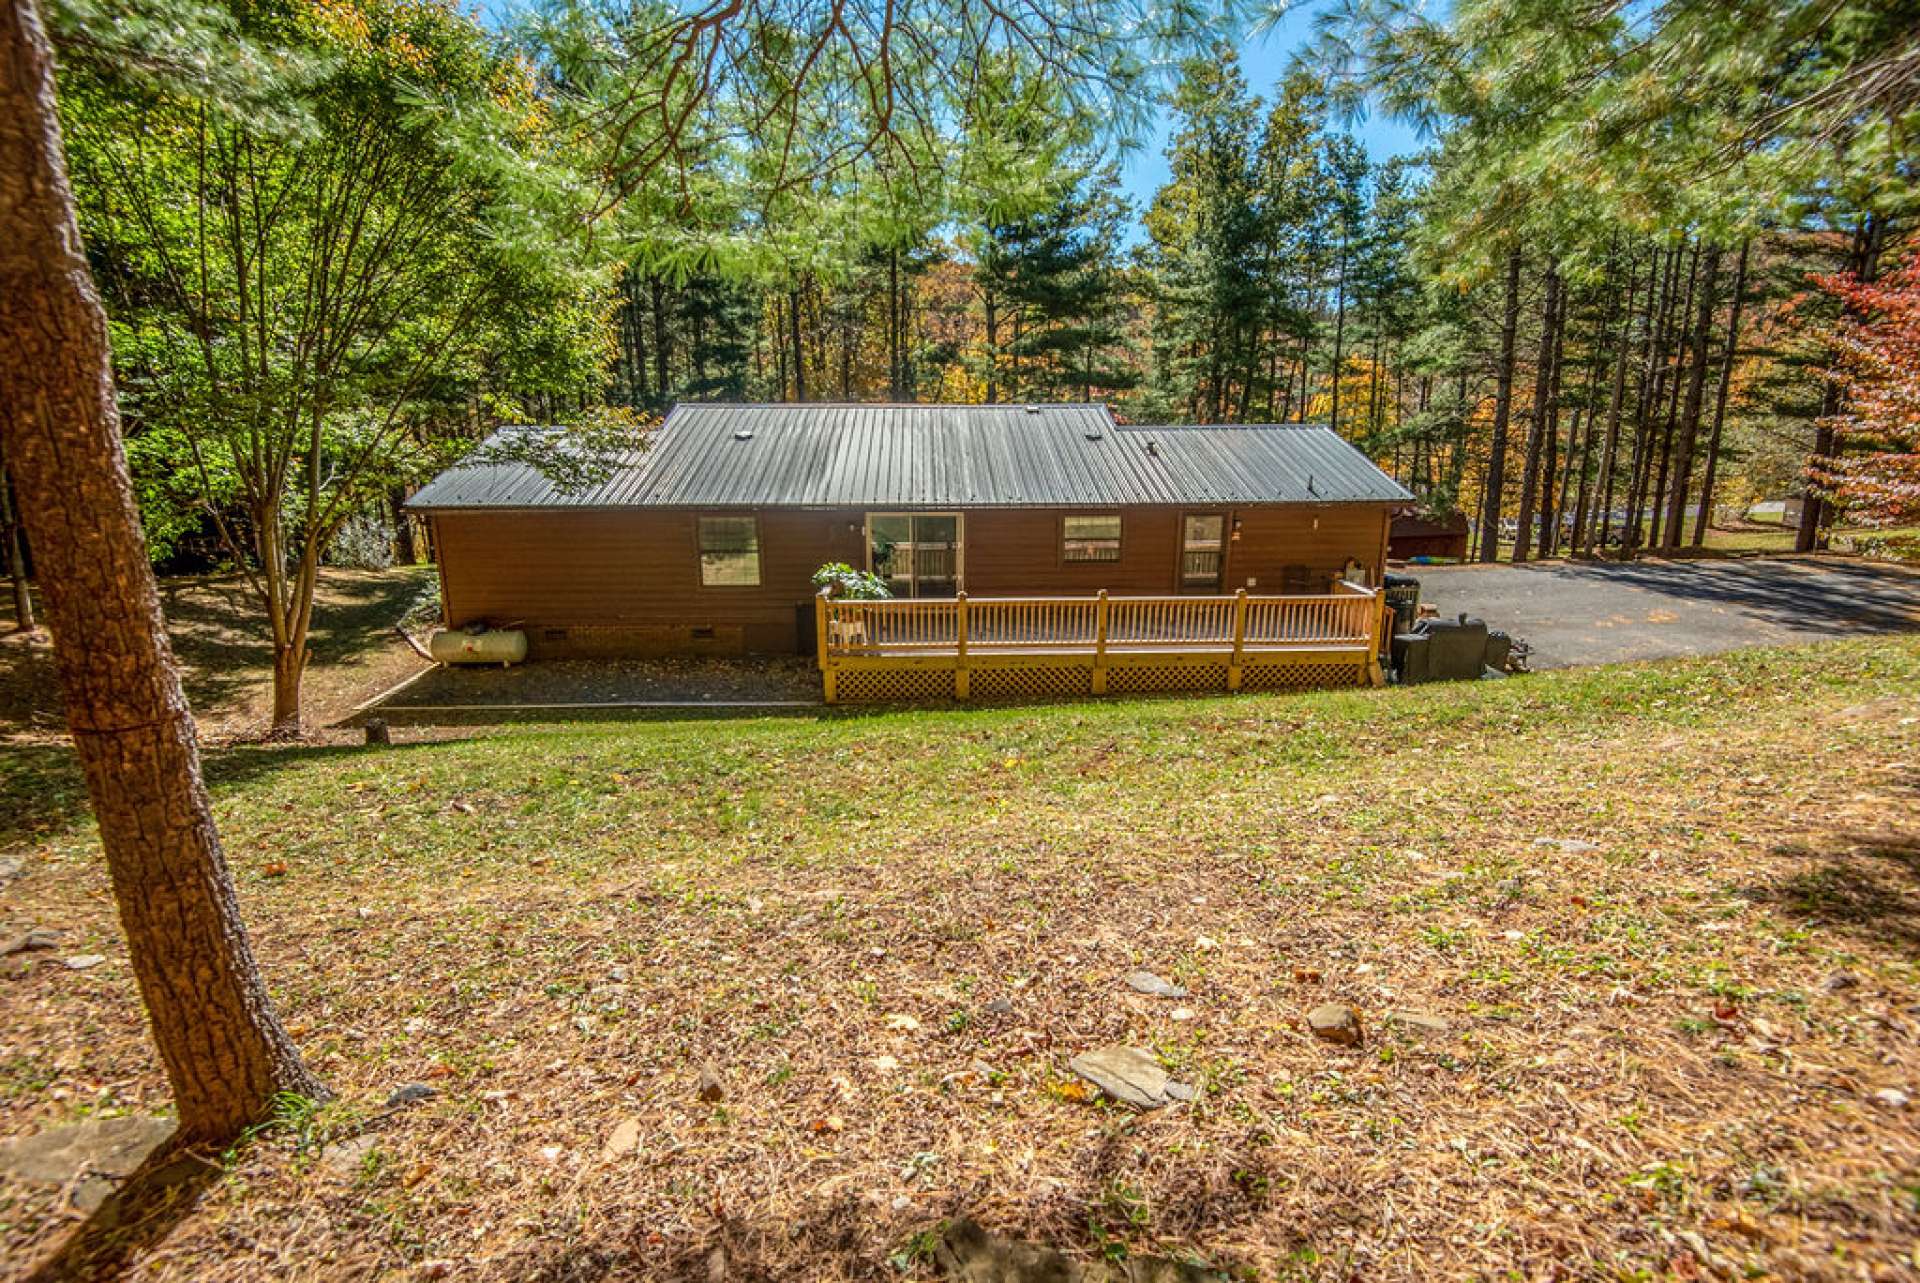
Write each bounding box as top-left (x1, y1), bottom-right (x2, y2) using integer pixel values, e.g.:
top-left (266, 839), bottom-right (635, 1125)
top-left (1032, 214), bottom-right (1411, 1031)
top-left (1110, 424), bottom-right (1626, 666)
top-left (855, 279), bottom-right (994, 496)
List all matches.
top-left (406, 402), bottom-right (1411, 659)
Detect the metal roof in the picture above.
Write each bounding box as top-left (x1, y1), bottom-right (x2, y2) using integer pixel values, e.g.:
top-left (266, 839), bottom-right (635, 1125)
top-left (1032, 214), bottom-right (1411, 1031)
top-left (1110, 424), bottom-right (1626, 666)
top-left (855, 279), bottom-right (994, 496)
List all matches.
top-left (406, 403), bottom-right (1412, 511)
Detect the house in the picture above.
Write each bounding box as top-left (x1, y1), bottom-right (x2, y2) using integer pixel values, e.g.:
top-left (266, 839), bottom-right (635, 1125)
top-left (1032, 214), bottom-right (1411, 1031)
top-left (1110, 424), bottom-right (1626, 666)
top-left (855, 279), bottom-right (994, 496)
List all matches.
top-left (406, 403), bottom-right (1412, 659)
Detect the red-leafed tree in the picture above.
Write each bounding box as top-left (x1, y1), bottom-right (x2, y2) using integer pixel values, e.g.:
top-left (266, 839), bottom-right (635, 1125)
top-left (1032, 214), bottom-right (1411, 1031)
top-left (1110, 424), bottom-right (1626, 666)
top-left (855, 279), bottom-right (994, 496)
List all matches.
top-left (1812, 248), bottom-right (1920, 525)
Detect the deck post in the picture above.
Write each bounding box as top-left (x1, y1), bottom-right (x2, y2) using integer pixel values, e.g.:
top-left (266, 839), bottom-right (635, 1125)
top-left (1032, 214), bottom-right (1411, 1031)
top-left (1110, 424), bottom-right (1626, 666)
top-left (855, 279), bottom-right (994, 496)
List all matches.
top-left (1091, 589), bottom-right (1109, 695)
top-left (1367, 588), bottom-right (1387, 687)
top-left (1228, 588), bottom-right (1248, 692)
top-left (816, 589), bottom-right (836, 704)
top-left (954, 591), bottom-right (970, 700)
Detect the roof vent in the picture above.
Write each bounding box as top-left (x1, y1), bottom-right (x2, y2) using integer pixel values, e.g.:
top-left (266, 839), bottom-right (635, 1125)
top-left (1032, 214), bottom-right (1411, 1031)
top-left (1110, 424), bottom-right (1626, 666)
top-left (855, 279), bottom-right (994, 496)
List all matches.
top-left (1024, 404), bottom-right (1040, 414)
top-left (1084, 429), bottom-right (1104, 441)
top-left (733, 429), bottom-right (754, 441)
top-left (1145, 438), bottom-right (1160, 458)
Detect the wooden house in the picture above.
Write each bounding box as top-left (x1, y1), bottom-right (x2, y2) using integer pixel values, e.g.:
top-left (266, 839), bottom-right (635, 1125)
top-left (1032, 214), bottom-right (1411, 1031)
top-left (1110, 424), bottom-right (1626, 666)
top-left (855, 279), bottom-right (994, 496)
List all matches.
top-left (407, 403), bottom-right (1411, 661)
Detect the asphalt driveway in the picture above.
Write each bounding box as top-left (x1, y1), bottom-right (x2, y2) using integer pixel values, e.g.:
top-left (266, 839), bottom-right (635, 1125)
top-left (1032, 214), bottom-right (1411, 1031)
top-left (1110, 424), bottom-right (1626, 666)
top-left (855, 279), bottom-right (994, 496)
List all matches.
top-left (1410, 556), bottom-right (1920, 669)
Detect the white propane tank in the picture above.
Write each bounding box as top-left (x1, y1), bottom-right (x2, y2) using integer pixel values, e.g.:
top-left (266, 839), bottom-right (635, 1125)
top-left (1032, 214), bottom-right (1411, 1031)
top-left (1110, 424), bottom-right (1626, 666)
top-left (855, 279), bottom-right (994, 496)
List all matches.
top-left (429, 628), bottom-right (529, 666)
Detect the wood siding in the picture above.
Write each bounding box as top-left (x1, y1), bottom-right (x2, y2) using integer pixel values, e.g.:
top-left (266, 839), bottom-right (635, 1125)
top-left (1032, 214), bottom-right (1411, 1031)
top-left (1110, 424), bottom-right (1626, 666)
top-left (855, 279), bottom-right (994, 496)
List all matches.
top-left (432, 503), bottom-right (1394, 657)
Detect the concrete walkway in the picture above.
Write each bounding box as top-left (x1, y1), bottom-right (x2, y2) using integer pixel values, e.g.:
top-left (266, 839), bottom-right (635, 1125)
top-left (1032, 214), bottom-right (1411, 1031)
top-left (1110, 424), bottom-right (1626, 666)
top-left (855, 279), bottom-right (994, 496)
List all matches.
top-left (1410, 556), bottom-right (1920, 669)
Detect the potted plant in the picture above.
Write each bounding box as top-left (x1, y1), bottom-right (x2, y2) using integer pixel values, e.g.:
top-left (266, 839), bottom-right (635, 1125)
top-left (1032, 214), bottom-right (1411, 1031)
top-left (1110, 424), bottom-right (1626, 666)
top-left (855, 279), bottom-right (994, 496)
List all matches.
top-left (812, 562), bottom-right (893, 600)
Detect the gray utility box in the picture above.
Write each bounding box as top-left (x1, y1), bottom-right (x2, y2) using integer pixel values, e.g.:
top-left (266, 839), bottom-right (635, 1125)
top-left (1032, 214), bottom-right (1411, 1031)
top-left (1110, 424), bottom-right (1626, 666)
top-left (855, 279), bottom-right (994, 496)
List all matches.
top-left (1393, 613), bottom-right (1511, 683)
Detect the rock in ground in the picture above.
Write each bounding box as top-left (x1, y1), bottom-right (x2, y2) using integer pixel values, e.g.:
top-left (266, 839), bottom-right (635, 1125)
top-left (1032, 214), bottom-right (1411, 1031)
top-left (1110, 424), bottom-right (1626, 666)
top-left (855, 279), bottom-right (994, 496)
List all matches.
top-left (385, 1082), bottom-right (438, 1108)
top-left (1387, 1010), bottom-right (1450, 1034)
top-left (0, 1115), bottom-right (173, 1210)
top-left (1533, 837), bottom-right (1599, 854)
top-left (697, 1065), bottom-right (726, 1103)
top-left (1307, 1003), bottom-right (1364, 1047)
top-left (1123, 970), bottom-right (1190, 1000)
top-left (1066, 1046), bottom-right (1191, 1109)
top-left (0, 927), bottom-right (59, 956)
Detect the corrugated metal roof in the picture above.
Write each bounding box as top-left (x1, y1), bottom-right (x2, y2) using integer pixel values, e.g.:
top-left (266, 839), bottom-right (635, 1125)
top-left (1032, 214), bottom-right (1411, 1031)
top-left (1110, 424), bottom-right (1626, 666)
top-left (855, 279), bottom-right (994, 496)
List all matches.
top-left (406, 403), bottom-right (1412, 511)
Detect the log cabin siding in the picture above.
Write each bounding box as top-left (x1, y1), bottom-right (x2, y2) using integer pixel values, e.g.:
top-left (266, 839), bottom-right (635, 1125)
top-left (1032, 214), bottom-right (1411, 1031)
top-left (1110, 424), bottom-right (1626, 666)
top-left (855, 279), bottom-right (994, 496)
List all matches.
top-left (432, 503), bottom-right (1395, 657)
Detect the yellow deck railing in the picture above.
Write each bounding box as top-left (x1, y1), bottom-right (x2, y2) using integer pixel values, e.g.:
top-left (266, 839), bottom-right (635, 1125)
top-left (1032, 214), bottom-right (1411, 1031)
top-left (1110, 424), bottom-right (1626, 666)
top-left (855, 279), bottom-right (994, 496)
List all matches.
top-left (816, 585), bottom-right (1388, 704)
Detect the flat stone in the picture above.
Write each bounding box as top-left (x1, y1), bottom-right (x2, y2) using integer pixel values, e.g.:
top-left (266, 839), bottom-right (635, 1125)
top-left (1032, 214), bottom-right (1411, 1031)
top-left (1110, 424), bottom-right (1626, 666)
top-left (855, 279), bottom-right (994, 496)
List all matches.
top-left (1067, 1046), bottom-right (1190, 1110)
top-left (0, 1115), bottom-right (173, 1195)
top-left (1871, 1087), bottom-right (1910, 1110)
top-left (1533, 837), bottom-right (1600, 854)
top-left (1124, 970), bottom-right (1190, 1000)
top-left (0, 856), bottom-right (23, 882)
top-left (983, 997), bottom-right (1014, 1016)
top-left (1, 928), bottom-right (59, 956)
top-left (64, 954), bottom-right (107, 971)
top-left (602, 1116), bottom-right (643, 1158)
top-left (1387, 1010), bottom-right (1450, 1034)
top-left (385, 1082), bottom-right (437, 1108)
top-left (1822, 971), bottom-right (1861, 993)
top-left (1307, 1003), bottom-right (1364, 1047)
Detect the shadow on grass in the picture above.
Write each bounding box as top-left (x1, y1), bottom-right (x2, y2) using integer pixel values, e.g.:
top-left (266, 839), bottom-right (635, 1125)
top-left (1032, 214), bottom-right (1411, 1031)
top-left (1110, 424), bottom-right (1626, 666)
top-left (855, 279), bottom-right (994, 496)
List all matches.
top-left (157, 569), bottom-right (430, 716)
top-left (0, 570), bottom-right (431, 739)
top-left (1747, 829), bottom-right (1920, 950)
top-left (0, 736), bottom-right (459, 855)
top-left (23, 1143), bottom-right (223, 1283)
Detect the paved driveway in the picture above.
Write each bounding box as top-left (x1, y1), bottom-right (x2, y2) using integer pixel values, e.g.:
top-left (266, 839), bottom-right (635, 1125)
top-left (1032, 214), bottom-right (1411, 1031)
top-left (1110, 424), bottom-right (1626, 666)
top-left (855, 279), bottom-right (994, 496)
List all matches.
top-left (1410, 556), bottom-right (1920, 669)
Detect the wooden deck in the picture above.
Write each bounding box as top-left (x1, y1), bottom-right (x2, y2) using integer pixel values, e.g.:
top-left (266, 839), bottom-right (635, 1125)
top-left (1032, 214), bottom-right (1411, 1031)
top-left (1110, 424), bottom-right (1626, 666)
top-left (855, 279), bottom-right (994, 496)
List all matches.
top-left (815, 584), bottom-right (1388, 703)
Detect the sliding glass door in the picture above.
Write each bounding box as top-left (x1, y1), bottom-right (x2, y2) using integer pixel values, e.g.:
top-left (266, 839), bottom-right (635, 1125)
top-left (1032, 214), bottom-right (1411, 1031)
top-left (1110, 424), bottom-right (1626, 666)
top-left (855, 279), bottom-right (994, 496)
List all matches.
top-left (868, 513), bottom-right (962, 597)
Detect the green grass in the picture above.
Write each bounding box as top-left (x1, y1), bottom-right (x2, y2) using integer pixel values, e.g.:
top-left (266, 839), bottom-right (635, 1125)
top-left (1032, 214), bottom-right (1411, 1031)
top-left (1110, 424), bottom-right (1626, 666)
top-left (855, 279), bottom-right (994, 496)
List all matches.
top-left (3, 637), bottom-right (1919, 1281)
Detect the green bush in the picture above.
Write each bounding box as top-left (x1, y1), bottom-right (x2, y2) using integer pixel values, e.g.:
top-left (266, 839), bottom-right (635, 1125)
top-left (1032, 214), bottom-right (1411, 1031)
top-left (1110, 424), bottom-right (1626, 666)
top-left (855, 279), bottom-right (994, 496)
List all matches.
top-left (812, 563), bottom-right (893, 599)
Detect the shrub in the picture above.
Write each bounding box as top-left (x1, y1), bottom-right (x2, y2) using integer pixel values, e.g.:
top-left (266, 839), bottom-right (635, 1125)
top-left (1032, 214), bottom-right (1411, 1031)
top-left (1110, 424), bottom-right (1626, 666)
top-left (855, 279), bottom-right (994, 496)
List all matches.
top-left (812, 562), bottom-right (893, 599)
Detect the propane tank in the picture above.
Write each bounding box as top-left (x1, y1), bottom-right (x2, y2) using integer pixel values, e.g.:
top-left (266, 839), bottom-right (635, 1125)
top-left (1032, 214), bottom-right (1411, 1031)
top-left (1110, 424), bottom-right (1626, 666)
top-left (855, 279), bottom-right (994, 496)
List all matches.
top-left (429, 628), bottom-right (529, 666)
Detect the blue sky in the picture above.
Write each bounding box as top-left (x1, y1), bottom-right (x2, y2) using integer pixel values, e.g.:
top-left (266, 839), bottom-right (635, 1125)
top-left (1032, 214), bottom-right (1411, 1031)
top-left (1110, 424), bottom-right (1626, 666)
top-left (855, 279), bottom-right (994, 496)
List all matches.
top-left (1115, 1), bottom-right (1427, 219)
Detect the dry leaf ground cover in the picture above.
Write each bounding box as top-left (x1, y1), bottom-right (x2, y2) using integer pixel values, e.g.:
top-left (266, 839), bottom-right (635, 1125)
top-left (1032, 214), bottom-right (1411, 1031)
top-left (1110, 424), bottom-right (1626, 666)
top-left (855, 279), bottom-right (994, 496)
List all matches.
top-left (3, 637), bottom-right (1919, 1281)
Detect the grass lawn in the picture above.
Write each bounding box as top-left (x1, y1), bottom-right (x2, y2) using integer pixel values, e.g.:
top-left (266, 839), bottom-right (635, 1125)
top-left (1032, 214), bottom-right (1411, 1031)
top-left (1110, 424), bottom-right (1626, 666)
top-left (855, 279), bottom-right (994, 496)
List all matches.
top-left (3, 638), bottom-right (1919, 1279)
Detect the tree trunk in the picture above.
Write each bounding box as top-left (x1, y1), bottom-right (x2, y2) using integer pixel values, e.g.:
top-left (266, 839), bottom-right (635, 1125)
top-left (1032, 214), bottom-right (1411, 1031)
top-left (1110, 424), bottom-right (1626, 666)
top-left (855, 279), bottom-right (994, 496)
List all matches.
top-left (1478, 249), bottom-right (1524, 563)
top-left (1513, 262), bottom-right (1561, 564)
top-left (1647, 245), bottom-right (1700, 550)
top-left (1537, 288), bottom-right (1568, 558)
top-left (649, 276), bottom-right (669, 403)
top-left (390, 486), bottom-right (417, 566)
top-left (1693, 240), bottom-right (1750, 546)
top-left (1329, 241), bottom-right (1348, 435)
top-left (788, 285), bottom-right (806, 401)
top-left (1624, 246), bottom-right (1683, 556)
top-left (1662, 245), bottom-right (1722, 548)
top-left (0, 0), bottom-right (324, 1143)
top-left (1588, 251), bottom-right (1645, 556)
top-left (0, 438), bottom-right (34, 630)
top-left (270, 642), bottom-right (306, 733)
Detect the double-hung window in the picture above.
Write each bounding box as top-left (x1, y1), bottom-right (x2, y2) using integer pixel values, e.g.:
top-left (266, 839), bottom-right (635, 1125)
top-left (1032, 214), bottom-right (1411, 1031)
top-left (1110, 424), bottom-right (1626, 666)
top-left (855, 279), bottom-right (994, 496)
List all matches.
top-left (1062, 514), bottom-right (1122, 563)
top-left (698, 516), bottom-right (761, 586)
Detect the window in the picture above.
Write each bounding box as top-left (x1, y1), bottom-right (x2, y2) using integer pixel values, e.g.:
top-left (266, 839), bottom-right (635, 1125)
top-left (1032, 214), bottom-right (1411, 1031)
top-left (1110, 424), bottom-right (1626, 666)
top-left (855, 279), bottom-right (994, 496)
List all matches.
top-left (698, 516), bottom-right (760, 586)
top-left (1062, 514), bottom-right (1122, 563)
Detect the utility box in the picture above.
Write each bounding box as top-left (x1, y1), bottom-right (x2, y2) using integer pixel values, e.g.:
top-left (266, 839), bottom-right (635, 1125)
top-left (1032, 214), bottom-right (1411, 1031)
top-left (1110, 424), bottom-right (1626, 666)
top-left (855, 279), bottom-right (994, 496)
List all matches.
top-left (1392, 613), bottom-right (1502, 683)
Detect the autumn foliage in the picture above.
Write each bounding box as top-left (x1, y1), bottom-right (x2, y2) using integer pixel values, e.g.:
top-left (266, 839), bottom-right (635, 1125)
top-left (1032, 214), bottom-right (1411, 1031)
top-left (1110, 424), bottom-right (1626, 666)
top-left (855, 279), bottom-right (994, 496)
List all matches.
top-left (1814, 248), bottom-right (1920, 524)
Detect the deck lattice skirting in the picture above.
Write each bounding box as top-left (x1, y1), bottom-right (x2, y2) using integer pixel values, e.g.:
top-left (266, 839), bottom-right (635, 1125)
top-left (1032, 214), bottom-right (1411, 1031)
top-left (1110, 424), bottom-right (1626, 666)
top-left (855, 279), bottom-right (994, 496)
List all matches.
top-left (815, 584), bottom-right (1388, 704)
